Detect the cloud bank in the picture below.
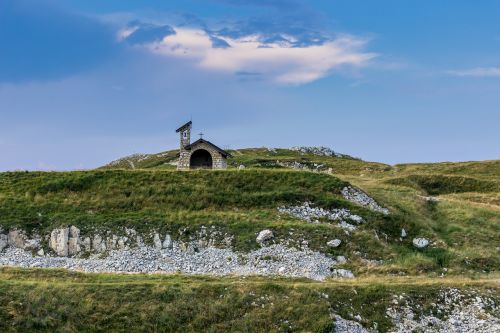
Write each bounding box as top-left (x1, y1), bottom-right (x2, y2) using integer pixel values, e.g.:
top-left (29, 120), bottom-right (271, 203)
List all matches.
top-left (121, 23), bottom-right (376, 84)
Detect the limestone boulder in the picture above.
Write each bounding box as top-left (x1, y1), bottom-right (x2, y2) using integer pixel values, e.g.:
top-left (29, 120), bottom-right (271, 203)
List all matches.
top-left (413, 237), bottom-right (429, 249)
top-left (8, 229), bottom-right (28, 249)
top-left (50, 228), bottom-right (69, 257)
top-left (153, 232), bottom-right (162, 250)
top-left (162, 234), bottom-right (173, 249)
top-left (92, 235), bottom-right (106, 253)
top-left (327, 239), bottom-right (342, 248)
top-left (68, 226), bottom-right (81, 256)
top-left (256, 229), bottom-right (274, 244)
top-left (0, 233), bottom-right (8, 252)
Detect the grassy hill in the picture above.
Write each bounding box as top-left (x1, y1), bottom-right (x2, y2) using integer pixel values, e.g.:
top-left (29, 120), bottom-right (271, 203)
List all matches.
top-left (0, 147), bottom-right (499, 332)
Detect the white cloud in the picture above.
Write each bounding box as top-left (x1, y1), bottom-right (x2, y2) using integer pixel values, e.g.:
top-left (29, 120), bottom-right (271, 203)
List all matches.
top-left (139, 27), bottom-right (376, 84)
top-left (447, 67), bottom-right (500, 77)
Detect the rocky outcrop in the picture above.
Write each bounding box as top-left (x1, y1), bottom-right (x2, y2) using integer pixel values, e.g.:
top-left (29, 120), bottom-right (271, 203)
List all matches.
top-left (387, 289), bottom-right (499, 333)
top-left (279, 202), bottom-right (363, 232)
top-left (8, 229), bottom-right (28, 249)
top-left (341, 186), bottom-right (389, 215)
top-left (333, 314), bottom-right (370, 333)
top-left (290, 146), bottom-right (341, 157)
top-left (50, 228), bottom-right (69, 257)
top-left (279, 202), bottom-right (363, 223)
top-left (92, 235), bottom-right (106, 253)
top-left (68, 226), bottom-right (81, 256)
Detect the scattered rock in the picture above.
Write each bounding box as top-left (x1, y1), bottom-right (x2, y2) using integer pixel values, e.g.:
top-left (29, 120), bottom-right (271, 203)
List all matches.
top-left (256, 230), bottom-right (274, 244)
top-left (333, 314), bottom-right (370, 333)
top-left (278, 202), bottom-right (363, 227)
top-left (37, 249), bottom-right (44, 256)
top-left (331, 269), bottom-right (354, 279)
top-left (327, 239), bottom-right (342, 248)
top-left (387, 289), bottom-right (500, 332)
top-left (336, 256), bottom-right (347, 264)
top-left (412, 238), bottom-right (429, 249)
top-left (290, 146), bottom-right (341, 157)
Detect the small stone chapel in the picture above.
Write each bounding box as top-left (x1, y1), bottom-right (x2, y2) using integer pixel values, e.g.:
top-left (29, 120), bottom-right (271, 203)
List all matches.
top-left (176, 121), bottom-right (231, 170)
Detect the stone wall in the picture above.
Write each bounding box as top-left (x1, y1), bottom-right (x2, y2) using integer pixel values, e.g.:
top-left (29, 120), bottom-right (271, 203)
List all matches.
top-left (177, 142), bottom-right (227, 170)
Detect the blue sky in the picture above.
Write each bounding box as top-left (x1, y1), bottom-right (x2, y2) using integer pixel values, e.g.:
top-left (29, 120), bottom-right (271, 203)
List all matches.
top-left (0, 0), bottom-right (499, 170)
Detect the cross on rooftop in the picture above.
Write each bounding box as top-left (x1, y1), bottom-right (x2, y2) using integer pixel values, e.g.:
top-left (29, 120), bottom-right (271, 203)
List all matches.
top-left (198, 132), bottom-right (204, 139)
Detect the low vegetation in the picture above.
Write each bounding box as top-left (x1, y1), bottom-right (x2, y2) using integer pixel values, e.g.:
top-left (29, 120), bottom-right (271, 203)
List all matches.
top-left (1, 147), bottom-right (499, 331)
top-left (0, 268), bottom-right (497, 333)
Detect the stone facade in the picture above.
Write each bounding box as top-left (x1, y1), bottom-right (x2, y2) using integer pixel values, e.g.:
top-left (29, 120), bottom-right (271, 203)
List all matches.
top-left (176, 121), bottom-right (230, 170)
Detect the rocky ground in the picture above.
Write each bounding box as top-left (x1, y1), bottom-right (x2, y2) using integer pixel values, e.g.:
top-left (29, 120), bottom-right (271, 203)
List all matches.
top-left (341, 186), bottom-right (390, 215)
top-left (0, 227), bottom-right (351, 280)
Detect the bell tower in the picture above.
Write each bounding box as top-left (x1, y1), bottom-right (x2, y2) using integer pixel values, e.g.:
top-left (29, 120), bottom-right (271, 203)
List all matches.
top-left (175, 121), bottom-right (192, 150)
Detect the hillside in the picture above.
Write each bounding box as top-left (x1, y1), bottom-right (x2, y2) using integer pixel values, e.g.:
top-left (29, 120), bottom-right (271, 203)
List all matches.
top-left (0, 147), bottom-right (499, 332)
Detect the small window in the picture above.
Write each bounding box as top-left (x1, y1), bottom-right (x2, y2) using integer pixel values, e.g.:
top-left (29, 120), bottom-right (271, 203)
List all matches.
top-left (183, 131), bottom-right (188, 138)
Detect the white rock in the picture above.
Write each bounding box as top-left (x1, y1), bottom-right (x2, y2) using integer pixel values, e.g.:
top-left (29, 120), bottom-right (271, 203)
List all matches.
top-left (37, 249), bottom-right (44, 256)
top-left (92, 235), bottom-right (106, 253)
top-left (238, 165), bottom-right (246, 170)
top-left (162, 234), bottom-right (173, 249)
top-left (0, 233), bottom-right (8, 252)
top-left (82, 237), bottom-right (91, 252)
top-left (106, 235), bottom-right (118, 250)
top-left (153, 232), bottom-right (162, 250)
top-left (334, 314), bottom-right (371, 333)
top-left (401, 228), bottom-right (407, 238)
top-left (117, 236), bottom-right (128, 250)
top-left (412, 238), bottom-right (429, 249)
top-left (327, 239), bottom-right (342, 248)
top-left (50, 228), bottom-right (69, 257)
top-left (256, 230), bottom-right (274, 244)
top-left (341, 186), bottom-right (389, 215)
top-left (8, 229), bottom-right (27, 249)
top-left (278, 266), bottom-right (286, 274)
top-left (68, 226), bottom-right (81, 256)
top-left (333, 269), bottom-right (354, 278)
top-left (336, 256), bottom-right (347, 264)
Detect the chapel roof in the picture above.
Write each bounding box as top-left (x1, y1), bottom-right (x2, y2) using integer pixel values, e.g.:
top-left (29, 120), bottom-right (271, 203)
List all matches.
top-left (185, 139), bottom-right (232, 158)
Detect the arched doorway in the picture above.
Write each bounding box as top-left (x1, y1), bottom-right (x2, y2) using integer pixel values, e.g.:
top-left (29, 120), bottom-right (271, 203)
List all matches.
top-left (190, 149), bottom-right (213, 169)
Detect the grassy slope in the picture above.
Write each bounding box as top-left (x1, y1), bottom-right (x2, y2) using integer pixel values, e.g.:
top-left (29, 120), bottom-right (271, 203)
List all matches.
top-left (0, 268), bottom-right (498, 333)
top-left (1, 149), bottom-right (499, 332)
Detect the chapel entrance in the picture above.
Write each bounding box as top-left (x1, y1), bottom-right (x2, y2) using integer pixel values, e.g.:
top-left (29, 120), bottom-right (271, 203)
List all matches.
top-left (190, 149), bottom-right (213, 169)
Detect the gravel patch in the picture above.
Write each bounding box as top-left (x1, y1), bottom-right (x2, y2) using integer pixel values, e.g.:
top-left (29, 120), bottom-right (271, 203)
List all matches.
top-left (387, 288), bottom-right (499, 333)
top-left (341, 186), bottom-right (389, 215)
top-left (0, 243), bottom-right (348, 281)
top-left (278, 202), bottom-right (363, 231)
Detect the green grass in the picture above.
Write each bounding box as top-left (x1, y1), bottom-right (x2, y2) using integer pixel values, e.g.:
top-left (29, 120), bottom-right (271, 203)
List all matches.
top-left (0, 268), bottom-right (498, 333)
top-left (386, 174), bottom-right (499, 195)
top-left (1, 150), bottom-right (500, 332)
top-left (1, 154), bottom-right (499, 274)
